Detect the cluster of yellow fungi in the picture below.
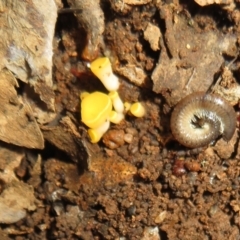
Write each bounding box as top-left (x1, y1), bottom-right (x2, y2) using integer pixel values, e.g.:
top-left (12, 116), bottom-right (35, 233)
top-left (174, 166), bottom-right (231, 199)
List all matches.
top-left (81, 57), bottom-right (145, 143)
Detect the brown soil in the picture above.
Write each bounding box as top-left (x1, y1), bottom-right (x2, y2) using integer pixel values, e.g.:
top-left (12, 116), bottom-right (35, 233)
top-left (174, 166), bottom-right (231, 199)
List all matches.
top-left (2, 0), bottom-right (240, 239)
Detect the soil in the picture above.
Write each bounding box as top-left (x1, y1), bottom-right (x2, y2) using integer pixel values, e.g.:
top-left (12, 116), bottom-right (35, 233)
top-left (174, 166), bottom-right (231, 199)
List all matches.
top-left (1, 0), bottom-right (240, 239)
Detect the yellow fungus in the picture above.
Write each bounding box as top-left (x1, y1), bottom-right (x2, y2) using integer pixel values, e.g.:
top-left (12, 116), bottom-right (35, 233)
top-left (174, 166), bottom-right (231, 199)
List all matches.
top-left (80, 92), bottom-right (90, 100)
top-left (88, 120), bottom-right (110, 143)
top-left (124, 102), bottom-right (131, 112)
top-left (90, 57), bottom-right (119, 91)
top-left (109, 110), bottom-right (124, 124)
top-left (130, 102), bottom-right (145, 117)
top-left (109, 91), bottom-right (124, 113)
top-left (81, 91), bottom-right (112, 129)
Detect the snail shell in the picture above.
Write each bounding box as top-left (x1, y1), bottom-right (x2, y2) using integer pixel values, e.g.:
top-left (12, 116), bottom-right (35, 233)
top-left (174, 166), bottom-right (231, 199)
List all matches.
top-left (170, 92), bottom-right (236, 148)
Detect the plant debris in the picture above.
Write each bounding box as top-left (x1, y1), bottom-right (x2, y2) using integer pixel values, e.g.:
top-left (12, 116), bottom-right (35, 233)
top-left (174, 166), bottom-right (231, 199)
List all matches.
top-left (1, 0), bottom-right (240, 239)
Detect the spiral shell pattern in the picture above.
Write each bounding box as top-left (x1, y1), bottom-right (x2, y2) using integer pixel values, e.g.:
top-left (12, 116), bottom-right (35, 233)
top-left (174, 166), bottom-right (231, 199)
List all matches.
top-left (170, 92), bottom-right (236, 148)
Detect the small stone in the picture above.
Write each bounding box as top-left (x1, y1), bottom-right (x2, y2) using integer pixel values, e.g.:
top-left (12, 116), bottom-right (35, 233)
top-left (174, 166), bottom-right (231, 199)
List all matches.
top-left (103, 129), bottom-right (125, 149)
top-left (143, 23), bottom-right (161, 51)
top-left (154, 210), bottom-right (167, 223)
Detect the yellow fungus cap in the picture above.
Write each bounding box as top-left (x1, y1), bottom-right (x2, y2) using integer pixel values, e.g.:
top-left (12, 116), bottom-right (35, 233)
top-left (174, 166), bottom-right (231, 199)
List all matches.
top-left (109, 110), bottom-right (124, 124)
top-left (108, 91), bottom-right (118, 100)
top-left (124, 102), bottom-right (131, 112)
top-left (88, 129), bottom-right (101, 143)
top-left (90, 57), bottom-right (119, 91)
top-left (87, 120), bottom-right (110, 143)
top-left (80, 92), bottom-right (90, 100)
top-left (81, 91), bottom-right (112, 129)
top-left (130, 102), bottom-right (145, 117)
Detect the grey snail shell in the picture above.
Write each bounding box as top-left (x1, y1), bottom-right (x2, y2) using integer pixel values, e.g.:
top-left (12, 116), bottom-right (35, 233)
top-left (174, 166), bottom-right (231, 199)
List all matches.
top-left (170, 92), bottom-right (236, 148)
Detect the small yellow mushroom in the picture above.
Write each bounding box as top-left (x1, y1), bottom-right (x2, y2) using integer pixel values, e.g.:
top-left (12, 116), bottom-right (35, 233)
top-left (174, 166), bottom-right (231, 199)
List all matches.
top-left (90, 57), bottom-right (119, 91)
top-left (88, 120), bottom-right (110, 143)
top-left (81, 91), bottom-right (112, 129)
top-left (109, 91), bottom-right (124, 113)
top-left (124, 102), bottom-right (131, 112)
top-left (80, 92), bottom-right (90, 100)
top-left (130, 102), bottom-right (145, 117)
top-left (109, 110), bottom-right (124, 124)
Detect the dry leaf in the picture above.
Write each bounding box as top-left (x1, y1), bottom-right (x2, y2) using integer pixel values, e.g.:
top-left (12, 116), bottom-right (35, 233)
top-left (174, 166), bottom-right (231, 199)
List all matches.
top-left (124, 0), bottom-right (151, 5)
top-left (0, 69), bottom-right (44, 149)
top-left (0, 0), bottom-right (57, 123)
top-left (67, 0), bottom-right (104, 61)
top-left (194, 0), bottom-right (233, 6)
top-left (0, 143), bottom-right (24, 183)
top-left (0, 181), bottom-right (36, 224)
top-left (152, 7), bottom-right (237, 106)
